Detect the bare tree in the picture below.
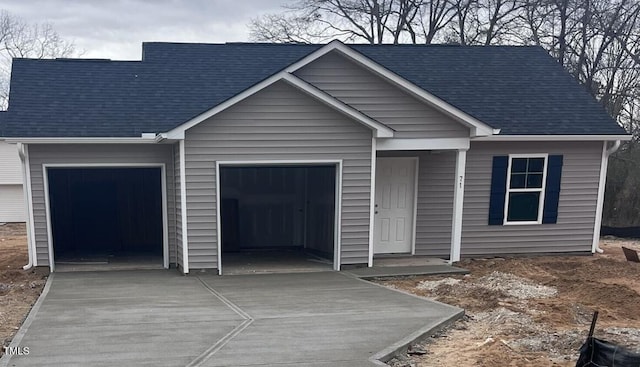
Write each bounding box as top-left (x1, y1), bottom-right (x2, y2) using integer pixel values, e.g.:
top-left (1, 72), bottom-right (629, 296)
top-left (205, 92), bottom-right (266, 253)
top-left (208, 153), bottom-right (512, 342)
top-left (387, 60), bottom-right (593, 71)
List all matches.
top-left (414, 0), bottom-right (458, 43)
top-left (443, 0), bottom-right (524, 45)
top-left (250, 0), bottom-right (428, 44)
top-left (0, 10), bottom-right (75, 109)
top-left (250, 0), bottom-right (640, 226)
top-left (249, 13), bottom-right (323, 43)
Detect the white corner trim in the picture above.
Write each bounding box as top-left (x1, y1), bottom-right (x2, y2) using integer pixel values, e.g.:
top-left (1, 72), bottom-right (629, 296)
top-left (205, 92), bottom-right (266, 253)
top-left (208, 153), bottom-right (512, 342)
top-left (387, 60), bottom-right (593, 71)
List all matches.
top-left (368, 137), bottom-right (376, 267)
top-left (164, 71), bottom-right (394, 139)
top-left (376, 137), bottom-right (470, 151)
top-left (42, 165), bottom-right (54, 271)
top-left (214, 160), bottom-right (222, 275)
top-left (284, 41), bottom-right (495, 137)
top-left (450, 149), bottom-right (467, 263)
top-left (42, 163), bottom-right (170, 272)
top-left (473, 134), bottom-right (633, 142)
top-left (215, 159), bottom-right (343, 272)
top-left (411, 156), bottom-right (419, 256)
top-left (25, 145), bottom-right (37, 267)
top-left (160, 165), bottom-right (170, 269)
top-left (179, 140), bottom-right (190, 274)
top-left (592, 140), bottom-right (621, 252)
top-left (335, 161), bottom-right (343, 271)
top-left (18, 144), bottom-right (37, 268)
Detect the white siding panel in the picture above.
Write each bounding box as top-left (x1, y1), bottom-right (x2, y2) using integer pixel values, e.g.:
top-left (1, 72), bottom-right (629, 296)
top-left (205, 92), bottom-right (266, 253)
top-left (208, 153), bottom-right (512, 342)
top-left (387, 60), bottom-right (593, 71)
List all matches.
top-left (461, 141), bottom-right (602, 256)
top-left (0, 185), bottom-right (26, 222)
top-left (184, 81), bottom-right (373, 269)
top-left (0, 141), bottom-right (22, 184)
top-left (295, 52), bottom-right (469, 139)
top-left (28, 144), bottom-right (176, 267)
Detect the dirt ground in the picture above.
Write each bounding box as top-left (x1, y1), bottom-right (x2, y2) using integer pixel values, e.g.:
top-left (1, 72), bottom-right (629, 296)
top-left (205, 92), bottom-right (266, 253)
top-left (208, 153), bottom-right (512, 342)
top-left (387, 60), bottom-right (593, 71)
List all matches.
top-left (2, 224), bottom-right (639, 365)
top-left (0, 223), bottom-right (47, 356)
top-left (380, 238), bottom-right (640, 367)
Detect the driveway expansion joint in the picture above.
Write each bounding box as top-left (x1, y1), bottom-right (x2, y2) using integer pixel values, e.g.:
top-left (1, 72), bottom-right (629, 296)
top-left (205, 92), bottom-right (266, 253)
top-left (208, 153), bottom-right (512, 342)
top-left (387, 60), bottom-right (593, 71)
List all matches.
top-left (2, 270), bottom-right (463, 367)
top-left (187, 276), bottom-right (255, 367)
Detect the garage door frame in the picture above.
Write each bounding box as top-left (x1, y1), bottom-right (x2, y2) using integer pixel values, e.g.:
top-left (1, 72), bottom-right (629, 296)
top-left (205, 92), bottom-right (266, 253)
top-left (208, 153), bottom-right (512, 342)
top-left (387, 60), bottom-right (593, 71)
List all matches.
top-left (215, 159), bottom-right (343, 275)
top-left (43, 163), bottom-right (169, 271)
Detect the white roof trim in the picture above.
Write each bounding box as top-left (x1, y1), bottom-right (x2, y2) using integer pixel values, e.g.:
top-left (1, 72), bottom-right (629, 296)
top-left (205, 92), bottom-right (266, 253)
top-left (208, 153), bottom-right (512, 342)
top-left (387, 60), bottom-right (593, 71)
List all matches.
top-left (281, 74), bottom-right (393, 137)
top-left (164, 71), bottom-right (394, 139)
top-left (284, 40), bottom-right (495, 137)
top-left (473, 134), bottom-right (632, 141)
top-left (2, 137), bottom-right (159, 144)
top-left (377, 137), bottom-right (470, 151)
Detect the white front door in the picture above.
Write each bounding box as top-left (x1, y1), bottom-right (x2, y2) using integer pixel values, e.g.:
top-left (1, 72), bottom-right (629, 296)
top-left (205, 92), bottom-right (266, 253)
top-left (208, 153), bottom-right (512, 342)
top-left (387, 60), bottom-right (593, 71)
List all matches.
top-left (374, 157), bottom-right (417, 254)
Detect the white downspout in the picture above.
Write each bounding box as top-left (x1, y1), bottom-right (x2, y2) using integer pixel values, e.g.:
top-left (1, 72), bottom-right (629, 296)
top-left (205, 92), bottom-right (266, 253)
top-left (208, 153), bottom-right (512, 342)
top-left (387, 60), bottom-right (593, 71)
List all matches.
top-left (593, 140), bottom-right (621, 254)
top-left (606, 140), bottom-right (622, 155)
top-left (17, 143), bottom-right (35, 270)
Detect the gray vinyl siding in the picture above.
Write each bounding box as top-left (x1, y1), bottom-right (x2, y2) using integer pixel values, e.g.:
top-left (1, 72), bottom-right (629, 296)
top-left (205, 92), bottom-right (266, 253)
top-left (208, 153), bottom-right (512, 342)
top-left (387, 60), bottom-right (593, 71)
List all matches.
top-left (295, 52), bottom-right (469, 139)
top-left (28, 144), bottom-right (176, 267)
top-left (378, 151), bottom-right (455, 258)
top-left (461, 141), bottom-right (602, 256)
top-left (184, 81), bottom-right (373, 269)
top-left (174, 143), bottom-right (183, 270)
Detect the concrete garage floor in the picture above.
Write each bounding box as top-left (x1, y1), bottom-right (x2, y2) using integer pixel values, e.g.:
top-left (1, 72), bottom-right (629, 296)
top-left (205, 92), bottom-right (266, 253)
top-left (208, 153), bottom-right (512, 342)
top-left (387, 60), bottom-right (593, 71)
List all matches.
top-left (1, 270), bottom-right (462, 367)
top-left (222, 250), bottom-right (333, 275)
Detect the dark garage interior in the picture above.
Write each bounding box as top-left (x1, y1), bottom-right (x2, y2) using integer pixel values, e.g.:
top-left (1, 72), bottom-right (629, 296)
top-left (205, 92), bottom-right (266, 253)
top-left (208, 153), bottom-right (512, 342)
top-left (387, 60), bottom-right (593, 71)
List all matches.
top-left (47, 167), bottom-right (163, 266)
top-left (220, 165), bottom-right (336, 273)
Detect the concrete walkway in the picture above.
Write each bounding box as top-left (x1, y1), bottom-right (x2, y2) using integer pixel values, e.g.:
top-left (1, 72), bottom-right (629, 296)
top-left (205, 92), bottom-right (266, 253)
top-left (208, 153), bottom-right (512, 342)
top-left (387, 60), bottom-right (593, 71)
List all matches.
top-left (1, 271), bottom-right (462, 367)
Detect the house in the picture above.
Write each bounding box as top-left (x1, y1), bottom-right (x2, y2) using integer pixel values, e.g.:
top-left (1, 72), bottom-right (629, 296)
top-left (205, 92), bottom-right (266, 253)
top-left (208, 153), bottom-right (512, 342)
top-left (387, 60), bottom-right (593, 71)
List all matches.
top-left (0, 139), bottom-right (26, 223)
top-left (0, 40), bottom-right (630, 274)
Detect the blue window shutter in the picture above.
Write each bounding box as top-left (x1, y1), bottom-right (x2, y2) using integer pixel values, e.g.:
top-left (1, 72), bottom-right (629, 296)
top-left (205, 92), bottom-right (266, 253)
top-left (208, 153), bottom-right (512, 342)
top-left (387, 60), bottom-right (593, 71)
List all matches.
top-left (488, 156), bottom-right (509, 225)
top-left (542, 155), bottom-right (563, 224)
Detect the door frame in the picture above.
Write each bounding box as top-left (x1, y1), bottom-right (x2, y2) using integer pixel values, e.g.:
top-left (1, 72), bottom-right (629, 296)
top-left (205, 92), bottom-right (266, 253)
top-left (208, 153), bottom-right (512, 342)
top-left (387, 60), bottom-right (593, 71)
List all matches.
top-left (373, 156), bottom-right (419, 255)
top-left (43, 163), bottom-right (169, 271)
top-left (215, 159), bottom-right (343, 275)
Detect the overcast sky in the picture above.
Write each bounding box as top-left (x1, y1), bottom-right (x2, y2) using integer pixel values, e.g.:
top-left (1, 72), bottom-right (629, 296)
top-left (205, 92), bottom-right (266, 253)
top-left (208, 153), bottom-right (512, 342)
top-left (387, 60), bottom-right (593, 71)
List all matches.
top-left (0, 0), bottom-right (285, 60)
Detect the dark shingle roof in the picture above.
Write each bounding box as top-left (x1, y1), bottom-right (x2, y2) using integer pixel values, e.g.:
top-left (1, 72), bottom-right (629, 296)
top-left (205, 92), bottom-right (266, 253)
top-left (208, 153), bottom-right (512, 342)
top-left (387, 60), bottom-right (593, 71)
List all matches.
top-left (1, 42), bottom-right (627, 137)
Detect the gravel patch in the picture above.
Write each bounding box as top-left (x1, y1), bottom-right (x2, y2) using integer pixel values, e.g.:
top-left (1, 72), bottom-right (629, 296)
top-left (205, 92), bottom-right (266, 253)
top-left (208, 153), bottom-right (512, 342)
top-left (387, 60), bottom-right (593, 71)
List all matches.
top-left (0, 283), bottom-right (10, 295)
top-left (510, 328), bottom-right (585, 360)
top-left (416, 271), bottom-right (557, 300)
top-left (416, 278), bottom-right (461, 291)
top-left (477, 271), bottom-right (557, 299)
top-left (603, 327), bottom-right (640, 352)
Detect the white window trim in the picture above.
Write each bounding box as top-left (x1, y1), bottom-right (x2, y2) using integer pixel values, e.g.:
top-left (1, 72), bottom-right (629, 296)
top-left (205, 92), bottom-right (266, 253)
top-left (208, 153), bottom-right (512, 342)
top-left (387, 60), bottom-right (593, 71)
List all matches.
top-left (503, 153), bottom-right (549, 226)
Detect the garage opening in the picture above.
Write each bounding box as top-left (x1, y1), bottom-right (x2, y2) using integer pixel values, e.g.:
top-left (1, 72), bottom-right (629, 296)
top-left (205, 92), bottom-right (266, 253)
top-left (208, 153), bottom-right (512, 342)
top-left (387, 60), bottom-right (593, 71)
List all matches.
top-left (47, 167), bottom-right (164, 270)
top-left (220, 165), bottom-right (337, 274)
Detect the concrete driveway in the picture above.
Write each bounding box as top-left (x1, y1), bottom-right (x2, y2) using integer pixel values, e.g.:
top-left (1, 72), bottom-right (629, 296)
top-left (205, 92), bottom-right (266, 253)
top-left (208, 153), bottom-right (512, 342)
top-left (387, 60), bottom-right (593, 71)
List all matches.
top-left (1, 270), bottom-right (462, 367)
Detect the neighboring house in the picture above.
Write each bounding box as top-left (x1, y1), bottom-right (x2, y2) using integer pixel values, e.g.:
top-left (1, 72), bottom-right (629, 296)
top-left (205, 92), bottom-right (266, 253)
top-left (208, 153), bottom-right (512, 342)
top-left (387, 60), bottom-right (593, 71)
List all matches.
top-left (0, 139), bottom-right (26, 223)
top-left (0, 40), bottom-right (630, 273)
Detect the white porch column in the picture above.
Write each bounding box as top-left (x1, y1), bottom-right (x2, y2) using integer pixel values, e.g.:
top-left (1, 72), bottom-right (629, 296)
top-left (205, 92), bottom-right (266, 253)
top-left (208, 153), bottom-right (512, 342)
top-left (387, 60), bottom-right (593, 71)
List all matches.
top-left (179, 139), bottom-right (190, 274)
top-left (450, 149), bottom-right (467, 263)
top-left (368, 137), bottom-right (377, 267)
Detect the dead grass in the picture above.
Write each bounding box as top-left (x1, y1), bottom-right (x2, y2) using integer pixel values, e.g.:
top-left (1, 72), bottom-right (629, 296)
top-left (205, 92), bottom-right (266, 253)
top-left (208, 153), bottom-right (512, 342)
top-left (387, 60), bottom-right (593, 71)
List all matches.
top-left (379, 238), bottom-right (640, 367)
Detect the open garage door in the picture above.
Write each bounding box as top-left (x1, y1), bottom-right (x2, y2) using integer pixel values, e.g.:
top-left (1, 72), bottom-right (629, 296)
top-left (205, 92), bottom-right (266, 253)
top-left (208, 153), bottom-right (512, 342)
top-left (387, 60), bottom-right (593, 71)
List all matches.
top-left (219, 165), bottom-right (337, 274)
top-left (47, 167), bottom-right (164, 269)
